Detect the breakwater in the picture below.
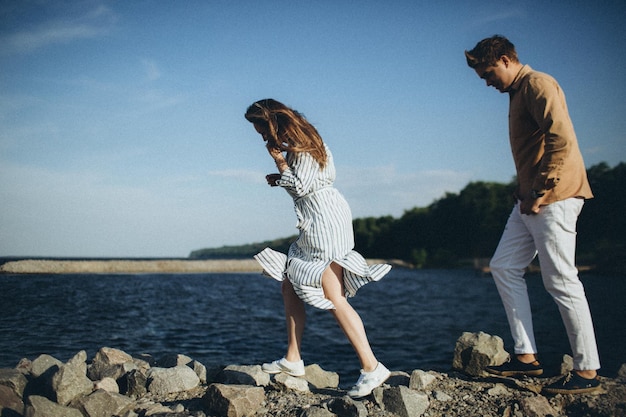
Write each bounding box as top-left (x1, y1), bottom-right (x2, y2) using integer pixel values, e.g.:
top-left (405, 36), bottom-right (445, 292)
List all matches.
top-left (0, 259), bottom-right (263, 274)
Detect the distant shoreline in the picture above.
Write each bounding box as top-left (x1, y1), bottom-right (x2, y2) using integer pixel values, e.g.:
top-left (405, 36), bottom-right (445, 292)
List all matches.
top-left (0, 259), bottom-right (263, 274)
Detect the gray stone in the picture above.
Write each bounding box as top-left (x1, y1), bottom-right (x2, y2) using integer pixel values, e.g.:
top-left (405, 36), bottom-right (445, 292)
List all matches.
top-left (24, 395), bottom-right (83, 417)
top-left (618, 363), bottom-right (626, 380)
top-left (93, 376), bottom-right (119, 393)
top-left (74, 389), bottom-right (134, 417)
top-left (203, 383), bottom-right (265, 417)
top-left (487, 383), bottom-right (511, 396)
top-left (29, 354), bottom-right (63, 378)
top-left (66, 350), bottom-right (88, 376)
top-left (433, 390), bottom-right (452, 402)
top-left (0, 368), bottom-right (28, 398)
top-left (219, 364), bottom-right (270, 387)
top-left (88, 347), bottom-right (133, 381)
top-left (327, 396), bottom-right (368, 417)
top-left (274, 372), bottom-right (310, 392)
top-left (452, 331), bottom-right (509, 376)
top-left (192, 360), bottom-right (208, 384)
top-left (560, 354), bottom-right (574, 375)
top-left (408, 370), bottom-right (436, 391)
top-left (51, 363), bottom-right (93, 405)
top-left (519, 395), bottom-right (558, 417)
top-left (120, 369), bottom-right (147, 398)
top-left (147, 365), bottom-right (200, 395)
top-left (382, 386), bottom-right (429, 417)
top-left (386, 370), bottom-right (411, 387)
top-left (0, 384), bottom-right (24, 415)
top-left (303, 364), bottom-right (339, 389)
top-left (157, 353), bottom-right (193, 367)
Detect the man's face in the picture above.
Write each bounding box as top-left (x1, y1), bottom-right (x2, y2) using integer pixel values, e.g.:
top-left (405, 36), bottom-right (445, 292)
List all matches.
top-left (474, 58), bottom-right (516, 93)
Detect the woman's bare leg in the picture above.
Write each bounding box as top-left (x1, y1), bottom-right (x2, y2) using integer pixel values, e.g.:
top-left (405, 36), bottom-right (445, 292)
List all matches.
top-left (282, 279), bottom-right (306, 362)
top-left (322, 262), bottom-right (378, 372)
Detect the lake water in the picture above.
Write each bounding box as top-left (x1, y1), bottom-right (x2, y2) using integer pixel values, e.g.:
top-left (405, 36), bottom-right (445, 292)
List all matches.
top-left (1, 269), bottom-right (623, 385)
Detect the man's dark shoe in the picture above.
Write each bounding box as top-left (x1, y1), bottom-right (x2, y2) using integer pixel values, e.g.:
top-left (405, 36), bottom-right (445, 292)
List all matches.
top-left (542, 372), bottom-right (601, 395)
top-left (485, 356), bottom-right (543, 377)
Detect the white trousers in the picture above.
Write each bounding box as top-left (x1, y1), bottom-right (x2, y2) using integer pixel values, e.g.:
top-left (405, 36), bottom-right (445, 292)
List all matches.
top-left (489, 198), bottom-right (600, 371)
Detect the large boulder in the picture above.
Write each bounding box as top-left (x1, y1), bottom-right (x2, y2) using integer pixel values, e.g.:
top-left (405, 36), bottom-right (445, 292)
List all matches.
top-left (87, 347), bottom-right (134, 381)
top-left (147, 365), bottom-right (200, 395)
top-left (302, 364), bottom-right (339, 389)
top-left (452, 331), bottom-right (508, 376)
top-left (50, 362), bottom-right (93, 405)
top-left (203, 383), bottom-right (265, 417)
top-left (218, 365), bottom-right (270, 387)
top-left (73, 389), bottom-right (134, 417)
top-left (24, 395), bottom-right (83, 417)
top-left (381, 386), bottom-right (429, 417)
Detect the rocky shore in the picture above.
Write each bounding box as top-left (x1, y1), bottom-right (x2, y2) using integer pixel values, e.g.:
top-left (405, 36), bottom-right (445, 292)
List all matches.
top-left (1, 332), bottom-right (624, 417)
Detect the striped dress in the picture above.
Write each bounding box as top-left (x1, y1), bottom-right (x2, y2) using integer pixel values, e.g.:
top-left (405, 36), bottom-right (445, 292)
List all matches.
top-left (254, 145), bottom-right (391, 310)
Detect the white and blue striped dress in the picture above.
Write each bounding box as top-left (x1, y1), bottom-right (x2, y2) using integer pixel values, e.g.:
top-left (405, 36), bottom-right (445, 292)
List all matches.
top-left (254, 145), bottom-right (391, 310)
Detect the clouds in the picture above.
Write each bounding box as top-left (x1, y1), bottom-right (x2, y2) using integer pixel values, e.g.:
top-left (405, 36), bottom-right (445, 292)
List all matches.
top-left (0, 4), bottom-right (117, 55)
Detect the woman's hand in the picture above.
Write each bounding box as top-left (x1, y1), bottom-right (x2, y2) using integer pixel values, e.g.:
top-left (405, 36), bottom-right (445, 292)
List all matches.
top-left (266, 173), bottom-right (281, 187)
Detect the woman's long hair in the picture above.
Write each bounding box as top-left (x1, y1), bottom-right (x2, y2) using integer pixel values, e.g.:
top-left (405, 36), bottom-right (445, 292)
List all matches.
top-left (245, 99), bottom-right (327, 169)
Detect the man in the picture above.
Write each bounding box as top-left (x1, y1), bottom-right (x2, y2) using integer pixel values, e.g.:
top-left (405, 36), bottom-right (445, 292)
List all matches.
top-left (465, 35), bottom-right (601, 394)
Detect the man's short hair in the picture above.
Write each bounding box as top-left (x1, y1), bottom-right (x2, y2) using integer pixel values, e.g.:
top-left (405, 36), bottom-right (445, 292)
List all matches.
top-left (465, 35), bottom-right (519, 68)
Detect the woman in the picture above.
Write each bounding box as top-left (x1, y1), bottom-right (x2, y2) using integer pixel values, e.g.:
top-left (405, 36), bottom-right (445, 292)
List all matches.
top-left (244, 99), bottom-right (391, 398)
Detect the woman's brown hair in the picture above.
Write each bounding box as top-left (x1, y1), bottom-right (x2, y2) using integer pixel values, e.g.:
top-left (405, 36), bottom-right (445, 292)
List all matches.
top-left (245, 99), bottom-right (328, 169)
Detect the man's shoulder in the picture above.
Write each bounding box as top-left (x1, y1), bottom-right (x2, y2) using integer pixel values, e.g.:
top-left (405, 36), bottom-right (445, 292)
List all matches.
top-left (520, 67), bottom-right (560, 93)
top-left (523, 66), bottom-right (558, 84)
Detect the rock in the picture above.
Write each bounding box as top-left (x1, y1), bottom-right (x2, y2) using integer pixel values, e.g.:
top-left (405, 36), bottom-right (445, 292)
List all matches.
top-left (274, 372), bottom-right (310, 392)
top-left (303, 364), bottom-right (339, 389)
top-left (88, 347), bottom-right (133, 381)
top-left (327, 396), bottom-right (368, 417)
top-left (0, 384), bottom-right (24, 415)
top-left (24, 394), bottom-right (83, 417)
top-left (73, 389), bottom-right (134, 417)
top-left (382, 385), bottom-right (429, 417)
top-left (94, 376), bottom-right (119, 393)
top-left (157, 353), bottom-right (193, 368)
top-left (433, 390), bottom-right (452, 401)
top-left (408, 369), bottom-right (436, 390)
top-left (147, 365), bottom-right (200, 395)
top-left (203, 383), bottom-right (265, 417)
top-left (119, 368), bottom-right (147, 398)
top-left (387, 370), bottom-right (411, 387)
top-left (66, 350), bottom-right (88, 376)
top-left (487, 383), bottom-right (511, 396)
top-left (218, 364), bottom-right (270, 387)
top-left (519, 395), bottom-right (558, 417)
top-left (29, 354), bottom-right (63, 378)
top-left (618, 363), bottom-right (626, 380)
top-left (50, 362), bottom-right (93, 405)
top-left (560, 354), bottom-right (574, 375)
top-left (452, 331), bottom-right (509, 376)
top-left (191, 360), bottom-right (208, 384)
top-left (0, 368), bottom-right (29, 397)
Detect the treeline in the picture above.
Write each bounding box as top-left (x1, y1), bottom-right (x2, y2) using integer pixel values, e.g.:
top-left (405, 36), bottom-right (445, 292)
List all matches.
top-left (190, 162), bottom-right (625, 273)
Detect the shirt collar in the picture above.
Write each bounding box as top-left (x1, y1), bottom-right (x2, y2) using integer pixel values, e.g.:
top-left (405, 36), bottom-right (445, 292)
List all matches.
top-left (507, 64), bottom-right (532, 94)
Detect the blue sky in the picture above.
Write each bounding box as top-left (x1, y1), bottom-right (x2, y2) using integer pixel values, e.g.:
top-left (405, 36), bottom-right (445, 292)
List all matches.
top-left (1, 0), bottom-right (625, 258)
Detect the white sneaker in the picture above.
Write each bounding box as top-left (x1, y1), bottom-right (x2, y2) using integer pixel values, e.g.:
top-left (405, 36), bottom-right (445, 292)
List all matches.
top-left (347, 362), bottom-right (391, 398)
top-left (261, 357), bottom-right (305, 377)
